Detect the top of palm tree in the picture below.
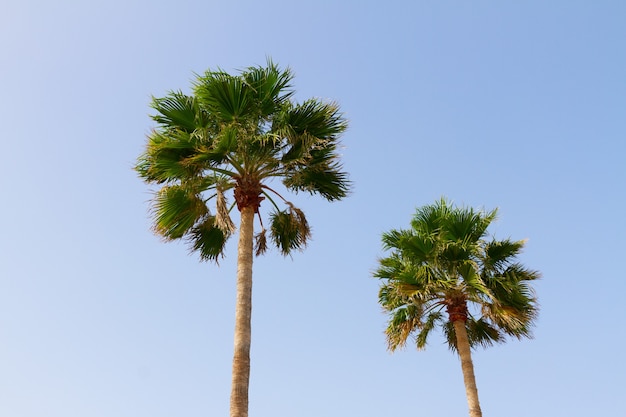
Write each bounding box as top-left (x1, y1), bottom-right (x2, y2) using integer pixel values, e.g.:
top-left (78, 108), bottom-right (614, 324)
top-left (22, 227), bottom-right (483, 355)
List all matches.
top-left (375, 198), bottom-right (540, 352)
top-left (135, 60), bottom-right (350, 261)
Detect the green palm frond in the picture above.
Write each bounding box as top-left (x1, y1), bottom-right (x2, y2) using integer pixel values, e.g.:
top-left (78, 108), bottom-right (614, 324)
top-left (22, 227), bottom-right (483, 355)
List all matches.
top-left (458, 261), bottom-right (493, 302)
top-left (181, 144), bottom-right (238, 172)
top-left (278, 100), bottom-right (350, 200)
top-left (385, 303), bottom-right (424, 350)
top-left (481, 239), bottom-right (525, 273)
top-left (377, 282), bottom-right (398, 310)
top-left (151, 185), bottom-right (208, 240)
top-left (242, 60), bottom-right (294, 116)
top-left (379, 280), bottom-right (446, 351)
top-left (415, 311), bottom-right (444, 350)
top-left (467, 318), bottom-right (502, 349)
top-left (282, 157), bottom-right (349, 200)
top-left (278, 99), bottom-right (347, 141)
top-left (404, 234), bottom-right (437, 261)
top-left (442, 321), bottom-right (456, 350)
top-left (151, 91), bottom-right (209, 133)
top-left (380, 229), bottom-right (405, 251)
top-left (410, 198), bottom-right (450, 235)
top-left (136, 130), bottom-right (204, 183)
top-left (445, 206), bottom-right (496, 244)
top-left (193, 71), bottom-right (255, 122)
top-left (213, 125), bottom-right (240, 160)
top-left (482, 265), bottom-right (539, 339)
top-left (269, 205), bottom-right (311, 255)
top-left (187, 215), bottom-right (228, 262)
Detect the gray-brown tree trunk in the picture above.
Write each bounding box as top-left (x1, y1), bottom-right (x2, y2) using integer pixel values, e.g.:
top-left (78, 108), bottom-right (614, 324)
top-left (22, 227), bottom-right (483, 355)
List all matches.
top-left (230, 206), bottom-right (255, 417)
top-left (453, 319), bottom-right (483, 417)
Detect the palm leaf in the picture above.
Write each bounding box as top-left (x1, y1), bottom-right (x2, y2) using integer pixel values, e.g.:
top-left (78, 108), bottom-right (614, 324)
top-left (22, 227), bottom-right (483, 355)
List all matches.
top-left (194, 72), bottom-right (254, 122)
top-left (482, 238), bottom-right (525, 273)
top-left (187, 215), bottom-right (228, 262)
top-left (282, 159), bottom-right (350, 201)
top-left (242, 60), bottom-right (294, 116)
top-left (269, 206), bottom-right (311, 255)
top-left (151, 91), bottom-right (202, 133)
top-left (385, 303), bottom-right (423, 351)
top-left (415, 311), bottom-right (444, 350)
top-left (151, 185), bottom-right (208, 240)
top-left (136, 129), bottom-right (205, 183)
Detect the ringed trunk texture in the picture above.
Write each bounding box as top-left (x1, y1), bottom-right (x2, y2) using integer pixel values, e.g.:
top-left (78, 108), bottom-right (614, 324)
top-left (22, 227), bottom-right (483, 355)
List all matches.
top-left (452, 319), bottom-right (483, 417)
top-left (230, 206), bottom-right (255, 417)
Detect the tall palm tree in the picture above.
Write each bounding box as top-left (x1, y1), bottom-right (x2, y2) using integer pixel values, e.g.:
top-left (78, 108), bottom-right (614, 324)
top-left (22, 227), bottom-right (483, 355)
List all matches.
top-left (135, 61), bottom-right (349, 417)
top-left (375, 198), bottom-right (539, 417)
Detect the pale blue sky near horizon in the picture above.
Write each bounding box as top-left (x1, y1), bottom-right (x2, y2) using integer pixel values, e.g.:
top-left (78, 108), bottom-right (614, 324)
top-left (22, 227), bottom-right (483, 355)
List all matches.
top-left (1, 1), bottom-right (625, 416)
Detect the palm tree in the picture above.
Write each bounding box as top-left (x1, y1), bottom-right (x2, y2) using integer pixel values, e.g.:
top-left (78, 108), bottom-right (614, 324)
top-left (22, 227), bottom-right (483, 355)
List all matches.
top-left (135, 61), bottom-right (349, 417)
top-left (374, 198), bottom-right (539, 417)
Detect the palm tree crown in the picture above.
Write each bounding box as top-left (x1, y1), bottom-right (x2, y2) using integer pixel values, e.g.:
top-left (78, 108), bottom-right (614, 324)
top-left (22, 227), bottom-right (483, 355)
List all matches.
top-left (375, 199), bottom-right (539, 417)
top-left (375, 198), bottom-right (539, 352)
top-left (136, 61), bottom-right (349, 259)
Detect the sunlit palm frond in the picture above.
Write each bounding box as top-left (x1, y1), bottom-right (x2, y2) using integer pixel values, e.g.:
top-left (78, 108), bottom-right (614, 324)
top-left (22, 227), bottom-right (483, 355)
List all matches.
top-left (380, 229), bottom-right (408, 252)
top-left (444, 206), bottom-right (496, 244)
top-left (212, 125), bottom-right (240, 162)
top-left (483, 300), bottom-right (535, 340)
top-left (136, 129), bottom-right (204, 183)
top-left (194, 71), bottom-right (255, 122)
top-left (458, 261), bottom-right (493, 302)
top-left (277, 99), bottom-right (350, 200)
top-left (410, 198), bottom-right (450, 235)
top-left (378, 282), bottom-right (399, 311)
top-left (278, 99), bottom-right (347, 141)
top-left (151, 91), bottom-right (204, 133)
top-left (151, 185), bottom-right (208, 240)
top-left (282, 156), bottom-right (350, 201)
top-left (482, 264), bottom-right (539, 340)
top-left (403, 234), bottom-right (437, 262)
top-left (481, 238), bottom-right (525, 273)
top-left (242, 60), bottom-right (294, 116)
top-left (385, 303), bottom-right (424, 351)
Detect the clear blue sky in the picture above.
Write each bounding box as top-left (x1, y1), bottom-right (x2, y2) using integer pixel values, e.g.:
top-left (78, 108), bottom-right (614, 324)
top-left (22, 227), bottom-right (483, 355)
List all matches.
top-left (2, 1), bottom-right (625, 416)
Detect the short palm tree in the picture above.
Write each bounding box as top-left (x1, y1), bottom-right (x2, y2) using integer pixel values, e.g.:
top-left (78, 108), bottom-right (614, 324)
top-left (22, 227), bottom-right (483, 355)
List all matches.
top-left (375, 199), bottom-right (539, 417)
top-left (135, 61), bottom-right (349, 417)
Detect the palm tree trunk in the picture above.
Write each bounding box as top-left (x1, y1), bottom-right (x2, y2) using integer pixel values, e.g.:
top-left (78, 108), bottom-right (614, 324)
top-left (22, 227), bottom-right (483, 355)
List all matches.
top-left (230, 206), bottom-right (255, 417)
top-left (452, 320), bottom-right (483, 417)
